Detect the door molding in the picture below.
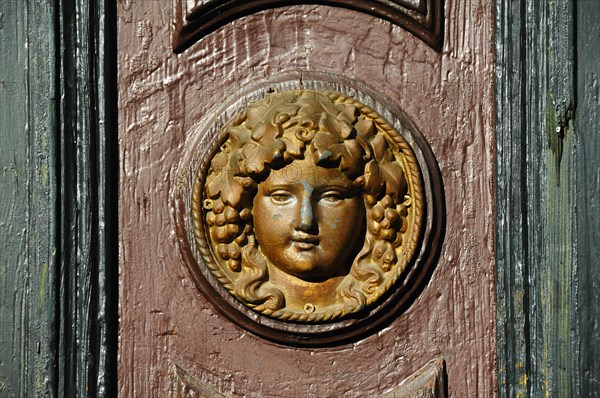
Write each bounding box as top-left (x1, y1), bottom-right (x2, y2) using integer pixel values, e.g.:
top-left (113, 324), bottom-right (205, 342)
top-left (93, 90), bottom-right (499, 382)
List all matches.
top-left (173, 0), bottom-right (444, 53)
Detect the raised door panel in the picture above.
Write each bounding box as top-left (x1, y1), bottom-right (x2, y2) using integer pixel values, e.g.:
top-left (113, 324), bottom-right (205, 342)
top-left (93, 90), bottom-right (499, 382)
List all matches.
top-left (118, 1), bottom-right (494, 396)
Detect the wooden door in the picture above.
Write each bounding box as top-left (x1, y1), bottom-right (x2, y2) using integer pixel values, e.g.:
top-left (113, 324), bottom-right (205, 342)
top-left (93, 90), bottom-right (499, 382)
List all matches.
top-left (2, 1), bottom-right (600, 397)
top-left (118, 1), bottom-right (495, 396)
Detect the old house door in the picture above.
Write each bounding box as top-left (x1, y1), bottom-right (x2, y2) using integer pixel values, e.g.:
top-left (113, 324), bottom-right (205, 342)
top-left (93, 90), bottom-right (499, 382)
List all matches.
top-left (2, 0), bottom-right (598, 397)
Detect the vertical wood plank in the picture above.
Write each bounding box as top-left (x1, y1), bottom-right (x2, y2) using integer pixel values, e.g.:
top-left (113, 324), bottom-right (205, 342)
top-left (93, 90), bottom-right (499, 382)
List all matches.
top-left (0, 0), bottom-right (117, 396)
top-left (56, 0), bottom-right (118, 396)
top-left (494, 0), bottom-right (531, 395)
top-left (575, 0), bottom-right (600, 394)
top-left (0, 1), bottom-right (33, 396)
top-left (0, 1), bottom-right (60, 396)
top-left (496, 0), bottom-right (600, 396)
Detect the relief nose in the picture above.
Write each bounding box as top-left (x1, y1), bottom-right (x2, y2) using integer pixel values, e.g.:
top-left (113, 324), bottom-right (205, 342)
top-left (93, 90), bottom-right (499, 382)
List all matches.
top-left (298, 193), bottom-right (314, 231)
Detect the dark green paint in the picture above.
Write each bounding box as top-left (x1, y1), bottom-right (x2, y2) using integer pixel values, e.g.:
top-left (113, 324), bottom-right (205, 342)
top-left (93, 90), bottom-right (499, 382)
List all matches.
top-left (496, 0), bottom-right (600, 396)
top-left (575, 1), bottom-right (600, 394)
top-left (0, 0), bottom-right (117, 396)
top-left (0, 2), bottom-right (59, 397)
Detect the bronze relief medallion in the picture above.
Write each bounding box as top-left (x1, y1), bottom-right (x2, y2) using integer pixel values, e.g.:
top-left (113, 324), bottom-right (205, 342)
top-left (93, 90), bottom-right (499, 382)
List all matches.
top-left (175, 75), bottom-right (443, 345)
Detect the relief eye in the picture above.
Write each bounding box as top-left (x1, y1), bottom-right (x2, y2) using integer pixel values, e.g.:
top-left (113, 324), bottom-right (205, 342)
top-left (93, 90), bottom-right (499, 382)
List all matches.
top-left (269, 190), bottom-right (293, 203)
top-left (321, 191), bottom-right (343, 203)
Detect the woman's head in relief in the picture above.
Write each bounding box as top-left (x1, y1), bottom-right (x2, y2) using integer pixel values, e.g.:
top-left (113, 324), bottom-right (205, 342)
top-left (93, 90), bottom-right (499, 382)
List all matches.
top-left (202, 90), bottom-right (411, 320)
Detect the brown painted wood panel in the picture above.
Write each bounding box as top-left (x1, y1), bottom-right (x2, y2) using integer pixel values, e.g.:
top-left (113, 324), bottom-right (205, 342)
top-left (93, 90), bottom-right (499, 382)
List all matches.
top-left (118, 2), bottom-right (495, 396)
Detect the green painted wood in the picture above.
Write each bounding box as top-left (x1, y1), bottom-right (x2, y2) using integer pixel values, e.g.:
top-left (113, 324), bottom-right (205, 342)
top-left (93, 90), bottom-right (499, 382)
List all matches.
top-left (0, 3), bottom-right (29, 395)
top-left (496, 0), bottom-right (599, 396)
top-left (0, 2), bottom-right (60, 396)
top-left (56, 0), bottom-right (118, 395)
top-left (575, 0), bottom-right (600, 394)
top-left (495, 0), bottom-right (532, 395)
top-left (0, 0), bottom-right (117, 396)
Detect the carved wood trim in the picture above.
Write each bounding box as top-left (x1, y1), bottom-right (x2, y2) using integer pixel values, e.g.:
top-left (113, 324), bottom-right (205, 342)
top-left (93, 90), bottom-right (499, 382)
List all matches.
top-left (171, 357), bottom-right (447, 397)
top-left (170, 365), bottom-right (229, 398)
top-left (173, 0), bottom-right (444, 53)
top-left (383, 357), bottom-right (447, 398)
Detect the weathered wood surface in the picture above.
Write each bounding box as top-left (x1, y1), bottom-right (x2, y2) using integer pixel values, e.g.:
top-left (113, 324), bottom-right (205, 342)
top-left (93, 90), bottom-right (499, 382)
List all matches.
top-left (0, 2), bottom-right (59, 396)
top-left (575, 2), bottom-right (600, 394)
top-left (0, 1), bottom-right (118, 397)
top-left (118, 1), bottom-right (495, 396)
top-left (495, 0), bottom-right (600, 396)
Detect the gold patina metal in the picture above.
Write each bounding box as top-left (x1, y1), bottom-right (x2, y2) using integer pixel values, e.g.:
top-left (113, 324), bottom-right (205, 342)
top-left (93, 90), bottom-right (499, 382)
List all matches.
top-left (193, 90), bottom-right (424, 322)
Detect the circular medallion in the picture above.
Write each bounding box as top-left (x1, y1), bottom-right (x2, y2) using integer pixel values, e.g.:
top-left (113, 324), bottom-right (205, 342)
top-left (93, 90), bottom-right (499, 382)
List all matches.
top-left (174, 74), bottom-right (443, 346)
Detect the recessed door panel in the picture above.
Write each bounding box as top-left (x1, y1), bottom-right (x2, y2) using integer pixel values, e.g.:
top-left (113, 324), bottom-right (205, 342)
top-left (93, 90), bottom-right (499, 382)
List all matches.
top-left (118, 2), bottom-right (495, 396)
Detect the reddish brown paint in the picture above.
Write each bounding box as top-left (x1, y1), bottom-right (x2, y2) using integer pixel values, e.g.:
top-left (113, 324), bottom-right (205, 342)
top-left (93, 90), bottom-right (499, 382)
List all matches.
top-left (119, 2), bottom-right (495, 396)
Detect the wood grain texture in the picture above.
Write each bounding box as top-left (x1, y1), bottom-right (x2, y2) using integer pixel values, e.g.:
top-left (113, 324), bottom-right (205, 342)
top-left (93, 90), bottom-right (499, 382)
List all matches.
top-left (575, 2), bottom-right (600, 395)
top-left (118, 2), bottom-right (495, 396)
top-left (0, 1), bottom-right (118, 396)
top-left (57, 1), bottom-right (119, 396)
top-left (494, 1), bottom-right (534, 395)
top-left (495, 0), bottom-right (600, 396)
top-left (0, 2), bottom-right (59, 396)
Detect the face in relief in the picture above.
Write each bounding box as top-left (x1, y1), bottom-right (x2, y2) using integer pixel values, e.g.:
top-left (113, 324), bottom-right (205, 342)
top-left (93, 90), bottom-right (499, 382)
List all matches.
top-left (253, 156), bottom-right (366, 282)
